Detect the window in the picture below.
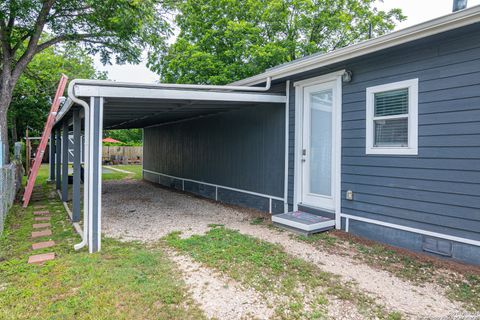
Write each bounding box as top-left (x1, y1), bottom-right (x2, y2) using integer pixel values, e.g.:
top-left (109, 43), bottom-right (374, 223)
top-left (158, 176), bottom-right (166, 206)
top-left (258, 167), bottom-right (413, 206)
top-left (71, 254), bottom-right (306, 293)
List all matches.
top-left (366, 79), bottom-right (418, 155)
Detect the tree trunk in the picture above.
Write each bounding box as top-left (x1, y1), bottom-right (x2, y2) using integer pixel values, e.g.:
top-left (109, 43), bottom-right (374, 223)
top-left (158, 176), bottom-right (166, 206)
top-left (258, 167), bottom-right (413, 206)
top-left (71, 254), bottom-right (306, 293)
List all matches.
top-left (0, 79), bottom-right (14, 165)
top-left (11, 116), bottom-right (18, 143)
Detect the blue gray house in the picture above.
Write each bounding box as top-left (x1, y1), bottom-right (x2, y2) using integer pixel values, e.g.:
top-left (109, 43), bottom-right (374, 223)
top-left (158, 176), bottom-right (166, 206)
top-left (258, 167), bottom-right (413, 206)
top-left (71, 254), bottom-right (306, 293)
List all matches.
top-left (53, 5), bottom-right (480, 264)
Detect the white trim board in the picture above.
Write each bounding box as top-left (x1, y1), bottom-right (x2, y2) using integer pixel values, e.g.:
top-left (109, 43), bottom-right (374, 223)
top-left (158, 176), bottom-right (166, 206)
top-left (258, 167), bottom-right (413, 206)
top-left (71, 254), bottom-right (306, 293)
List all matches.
top-left (341, 214), bottom-right (480, 247)
top-left (284, 80), bottom-right (290, 213)
top-left (73, 85), bottom-right (286, 104)
top-left (365, 78), bottom-right (418, 155)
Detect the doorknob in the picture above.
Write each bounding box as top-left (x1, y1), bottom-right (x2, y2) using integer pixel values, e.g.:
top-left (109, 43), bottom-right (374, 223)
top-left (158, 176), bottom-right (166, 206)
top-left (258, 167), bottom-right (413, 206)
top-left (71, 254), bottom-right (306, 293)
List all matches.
top-left (302, 149), bottom-right (307, 156)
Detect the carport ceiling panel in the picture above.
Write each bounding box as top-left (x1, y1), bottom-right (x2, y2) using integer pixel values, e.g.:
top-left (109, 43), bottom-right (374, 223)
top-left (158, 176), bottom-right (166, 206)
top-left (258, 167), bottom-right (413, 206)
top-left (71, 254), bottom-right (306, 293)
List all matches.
top-left (103, 100), bottom-right (277, 129)
top-left (104, 108), bottom-right (235, 129)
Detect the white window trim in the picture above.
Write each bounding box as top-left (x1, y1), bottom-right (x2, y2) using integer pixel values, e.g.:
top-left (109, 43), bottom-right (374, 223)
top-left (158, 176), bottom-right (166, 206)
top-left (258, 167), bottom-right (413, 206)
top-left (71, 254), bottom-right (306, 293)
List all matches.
top-left (366, 78), bottom-right (418, 155)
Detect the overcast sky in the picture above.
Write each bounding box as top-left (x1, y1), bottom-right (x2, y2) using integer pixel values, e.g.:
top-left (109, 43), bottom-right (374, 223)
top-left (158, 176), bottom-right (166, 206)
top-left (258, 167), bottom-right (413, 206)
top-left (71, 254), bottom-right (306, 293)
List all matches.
top-left (93, 0), bottom-right (480, 83)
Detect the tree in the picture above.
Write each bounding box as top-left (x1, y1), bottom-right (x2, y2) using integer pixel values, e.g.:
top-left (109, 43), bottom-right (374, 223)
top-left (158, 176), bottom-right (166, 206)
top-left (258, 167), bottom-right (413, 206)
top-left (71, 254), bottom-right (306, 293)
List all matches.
top-left (0, 0), bottom-right (171, 163)
top-left (8, 45), bottom-right (106, 144)
top-left (155, 0), bottom-right (405, 85)
top-left (104, 129), bottom-right (143, 145)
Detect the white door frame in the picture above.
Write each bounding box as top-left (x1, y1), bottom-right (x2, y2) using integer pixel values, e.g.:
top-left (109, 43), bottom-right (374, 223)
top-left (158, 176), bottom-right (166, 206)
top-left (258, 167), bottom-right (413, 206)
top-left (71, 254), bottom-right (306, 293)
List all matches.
top-left (293, 70), bottom-right (344, 229)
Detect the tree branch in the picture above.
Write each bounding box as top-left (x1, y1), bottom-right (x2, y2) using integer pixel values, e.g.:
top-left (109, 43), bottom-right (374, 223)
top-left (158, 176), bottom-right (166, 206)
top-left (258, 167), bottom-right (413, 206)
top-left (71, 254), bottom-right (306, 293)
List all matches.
top-left (34, 33), bottom-right (102, 54)
top-left (11, 0), bottom-right (56, 83)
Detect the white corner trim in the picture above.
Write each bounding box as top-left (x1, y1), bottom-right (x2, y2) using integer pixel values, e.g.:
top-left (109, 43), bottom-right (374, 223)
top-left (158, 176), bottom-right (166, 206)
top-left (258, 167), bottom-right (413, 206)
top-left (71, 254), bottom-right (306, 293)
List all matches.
top-left (365, 78), bottom-right (419, 155)
top-left (284, 80), bottom-right (290, 213)
top-left (341, 213), bottom-right (480, 247)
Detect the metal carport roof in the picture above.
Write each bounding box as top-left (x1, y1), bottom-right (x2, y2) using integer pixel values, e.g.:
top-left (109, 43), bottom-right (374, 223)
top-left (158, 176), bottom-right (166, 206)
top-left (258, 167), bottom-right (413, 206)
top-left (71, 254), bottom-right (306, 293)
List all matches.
top-left (52, 79), bottom-right (287, 253)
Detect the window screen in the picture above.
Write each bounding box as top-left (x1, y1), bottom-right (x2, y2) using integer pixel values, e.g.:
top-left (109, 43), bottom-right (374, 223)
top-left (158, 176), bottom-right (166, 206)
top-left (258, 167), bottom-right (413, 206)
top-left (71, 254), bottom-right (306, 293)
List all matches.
top-left (373, 88), bottom-right (409, 147)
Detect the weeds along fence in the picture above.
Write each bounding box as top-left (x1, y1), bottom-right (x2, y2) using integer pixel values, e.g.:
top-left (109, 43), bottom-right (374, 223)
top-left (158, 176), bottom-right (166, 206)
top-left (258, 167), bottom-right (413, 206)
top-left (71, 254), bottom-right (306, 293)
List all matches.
top-left (0, 163), bottom-right (21, 235)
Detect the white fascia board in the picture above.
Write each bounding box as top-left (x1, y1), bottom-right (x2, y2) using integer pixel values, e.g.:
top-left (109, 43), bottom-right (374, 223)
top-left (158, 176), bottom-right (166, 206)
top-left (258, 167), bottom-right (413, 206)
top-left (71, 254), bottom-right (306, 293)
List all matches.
top-left (73, 85), bottom-right (286, 104)
top-left (232, 6), bottom-right (480, 86)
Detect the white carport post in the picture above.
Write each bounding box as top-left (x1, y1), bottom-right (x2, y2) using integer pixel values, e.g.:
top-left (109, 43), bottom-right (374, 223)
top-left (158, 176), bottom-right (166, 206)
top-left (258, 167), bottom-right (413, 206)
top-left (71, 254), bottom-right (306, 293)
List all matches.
top-left (72, 109), bottom-right (81, 222)
top-left (87, 97), bottom-right (103, 253)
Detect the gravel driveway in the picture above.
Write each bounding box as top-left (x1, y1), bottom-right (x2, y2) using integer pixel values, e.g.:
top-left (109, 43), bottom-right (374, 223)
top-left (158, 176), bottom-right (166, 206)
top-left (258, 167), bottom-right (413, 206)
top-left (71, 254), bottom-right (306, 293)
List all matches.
top-left (102, 179), bottom-right (260, 241)
top-left (102, 179), bottom-right (462, 319)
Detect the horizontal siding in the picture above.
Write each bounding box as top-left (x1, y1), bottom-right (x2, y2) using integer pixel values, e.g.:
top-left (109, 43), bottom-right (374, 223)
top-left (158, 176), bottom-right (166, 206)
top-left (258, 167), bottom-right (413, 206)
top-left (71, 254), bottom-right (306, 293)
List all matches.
top-left (286, 24), bottom-right (480, 244)
top-left (340, 25), bottom-right (480, 240)
top-left (144, 103), bottom-right (286, 199)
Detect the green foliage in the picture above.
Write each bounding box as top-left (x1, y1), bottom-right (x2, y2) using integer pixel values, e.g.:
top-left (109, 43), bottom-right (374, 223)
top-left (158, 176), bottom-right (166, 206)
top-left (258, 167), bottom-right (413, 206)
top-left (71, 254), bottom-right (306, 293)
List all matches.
top-left (155, 0), bottom-right (405, 84)
top-left (105, 129), bottom-right (143, 145)
top-left (0, 0), bottom-right (171, 66)
top-left (8, 46), bottom-right (104, 143)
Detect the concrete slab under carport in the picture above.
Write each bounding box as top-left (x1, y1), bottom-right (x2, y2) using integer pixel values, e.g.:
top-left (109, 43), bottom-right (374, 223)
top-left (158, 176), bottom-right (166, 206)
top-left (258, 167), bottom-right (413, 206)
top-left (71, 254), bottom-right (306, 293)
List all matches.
top-left (52, 79), bottom-right (287, 253)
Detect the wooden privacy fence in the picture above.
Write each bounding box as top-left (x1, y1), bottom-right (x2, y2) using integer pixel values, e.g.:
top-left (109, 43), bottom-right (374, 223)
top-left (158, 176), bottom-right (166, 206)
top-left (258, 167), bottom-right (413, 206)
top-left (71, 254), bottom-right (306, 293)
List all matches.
top-left (102, 146), bottom-right (143, 165)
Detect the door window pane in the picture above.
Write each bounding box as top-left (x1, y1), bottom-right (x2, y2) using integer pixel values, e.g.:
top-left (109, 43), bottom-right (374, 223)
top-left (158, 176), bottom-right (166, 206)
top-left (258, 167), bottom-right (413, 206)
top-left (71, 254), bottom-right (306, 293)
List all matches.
top-left (309, 90), bottom-right (332, 196)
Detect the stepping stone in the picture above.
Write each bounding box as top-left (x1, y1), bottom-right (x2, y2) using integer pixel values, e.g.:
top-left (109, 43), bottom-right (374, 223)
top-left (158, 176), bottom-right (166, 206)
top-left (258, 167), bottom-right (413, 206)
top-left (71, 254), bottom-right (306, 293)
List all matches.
top-left (34, 216), bottom-right (51, 222)
top-left (34, 205), bottom-right (47, 209)
top-left (32, 240), bottom-right (55, 250)
top-left (28, 253), bottom-right (55, 265)
top-left (31, 229), bottom-right (52, 239)
top-left (33, 211), bottom-right (49, 216)
top-left (33, 223), bottom-right (51, 229)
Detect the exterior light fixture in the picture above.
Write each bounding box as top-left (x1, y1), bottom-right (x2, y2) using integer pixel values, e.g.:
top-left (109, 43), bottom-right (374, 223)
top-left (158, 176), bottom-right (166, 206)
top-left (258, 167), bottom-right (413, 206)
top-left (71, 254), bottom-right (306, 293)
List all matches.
top-left (342, 70), bottom-right (353, 83)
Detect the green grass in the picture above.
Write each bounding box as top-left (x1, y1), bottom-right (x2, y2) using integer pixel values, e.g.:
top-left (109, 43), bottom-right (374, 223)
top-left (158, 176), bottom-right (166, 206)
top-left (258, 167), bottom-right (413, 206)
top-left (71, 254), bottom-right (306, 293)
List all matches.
top-left (447, 274), bottom-right (480, 312)
top-left (0, 166), bottom-right (205, 320)
top-left (165, 226), bottom-right (402, 319)
top-left (102, 164), bottom-right (143, 181)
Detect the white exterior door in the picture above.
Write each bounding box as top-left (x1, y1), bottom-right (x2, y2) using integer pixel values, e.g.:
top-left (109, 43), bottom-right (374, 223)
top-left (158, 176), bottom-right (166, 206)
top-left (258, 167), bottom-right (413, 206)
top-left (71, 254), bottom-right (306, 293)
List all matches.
top-left (300, 80), bottom-right (338, 211)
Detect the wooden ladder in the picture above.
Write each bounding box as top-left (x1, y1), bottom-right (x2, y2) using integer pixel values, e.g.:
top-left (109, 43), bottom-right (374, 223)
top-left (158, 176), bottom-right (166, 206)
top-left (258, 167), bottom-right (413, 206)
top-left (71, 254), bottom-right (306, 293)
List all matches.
top-left (23, 75), bottom-right (68, 208)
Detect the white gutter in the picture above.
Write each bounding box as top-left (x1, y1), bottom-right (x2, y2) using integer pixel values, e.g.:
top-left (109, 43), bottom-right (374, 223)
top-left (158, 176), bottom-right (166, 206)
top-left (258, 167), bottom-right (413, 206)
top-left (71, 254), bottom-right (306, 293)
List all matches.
top-left (232, 5), bottom-right (480, 86)
top-left (69, 77), bottom-right (271, 92)
top-left (64, 80), bottom-right (90, 251)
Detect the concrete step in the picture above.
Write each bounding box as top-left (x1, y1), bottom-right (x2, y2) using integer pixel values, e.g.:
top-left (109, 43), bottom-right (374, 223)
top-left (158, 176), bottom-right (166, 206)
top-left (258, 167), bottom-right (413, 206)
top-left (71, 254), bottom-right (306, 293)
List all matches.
top-left (28, 252), bottom-right (55, 264)
top-left (31, 229), bottom-right (52, 239)
top-left (34, 216), bottom-right (51, 222)
top-left (33, 223), bottom-right (51, 229)
top-left (32, 240), bottom-right (55, 250)
top-left (272, 211), bottom-right (335, 236)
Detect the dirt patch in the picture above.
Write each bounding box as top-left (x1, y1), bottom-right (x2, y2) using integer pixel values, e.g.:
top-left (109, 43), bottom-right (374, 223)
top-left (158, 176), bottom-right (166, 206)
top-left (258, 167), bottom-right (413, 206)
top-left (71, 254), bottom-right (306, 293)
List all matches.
top-left (166, 250), bottom-right (275, 320)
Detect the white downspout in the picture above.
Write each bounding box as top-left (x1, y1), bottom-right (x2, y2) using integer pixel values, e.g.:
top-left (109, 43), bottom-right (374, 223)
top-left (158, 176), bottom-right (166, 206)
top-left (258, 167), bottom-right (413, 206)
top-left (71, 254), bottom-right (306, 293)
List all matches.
top-left (67, 80), bottom-right (90, 251)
